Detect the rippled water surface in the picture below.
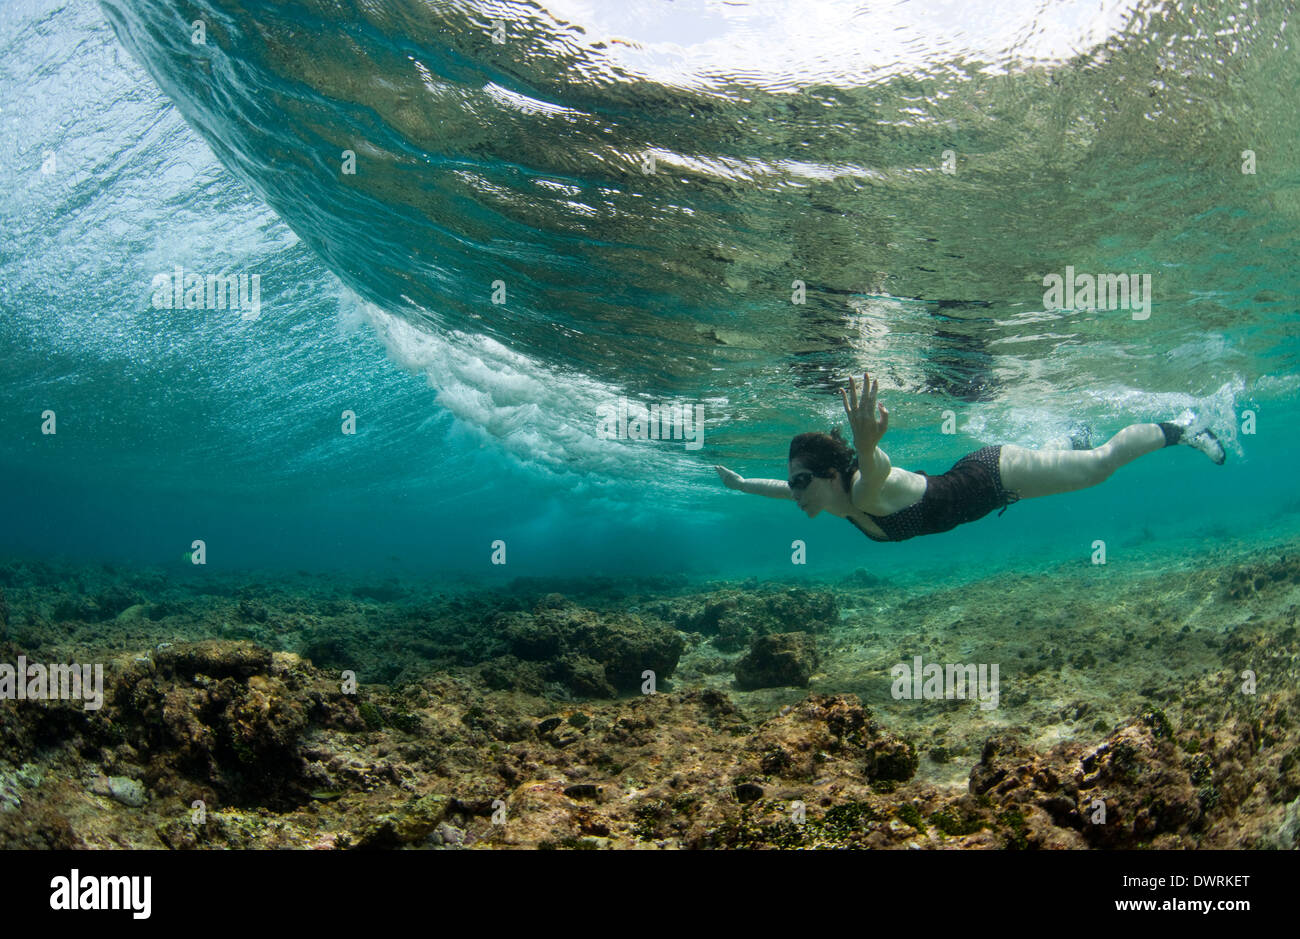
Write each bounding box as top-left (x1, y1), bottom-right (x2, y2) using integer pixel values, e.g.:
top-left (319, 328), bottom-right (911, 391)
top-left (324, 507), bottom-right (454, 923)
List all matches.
top-left (2, 0), bottom-right (1297, 577)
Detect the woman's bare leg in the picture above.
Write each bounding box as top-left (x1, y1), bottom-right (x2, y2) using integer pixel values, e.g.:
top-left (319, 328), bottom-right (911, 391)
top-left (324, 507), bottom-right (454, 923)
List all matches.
top-left (999, 424), bottom-right (1165, 500)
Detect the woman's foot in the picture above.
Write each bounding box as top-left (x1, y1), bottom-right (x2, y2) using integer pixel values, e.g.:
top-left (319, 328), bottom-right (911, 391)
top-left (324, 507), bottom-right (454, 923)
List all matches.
top-left (1160, 410), bottom-right (1226, 464)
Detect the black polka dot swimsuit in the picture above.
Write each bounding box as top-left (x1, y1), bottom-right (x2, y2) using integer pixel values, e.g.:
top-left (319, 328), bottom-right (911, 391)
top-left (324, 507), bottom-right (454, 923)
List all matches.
top-left (847, 445), bottom-right (1021, 543)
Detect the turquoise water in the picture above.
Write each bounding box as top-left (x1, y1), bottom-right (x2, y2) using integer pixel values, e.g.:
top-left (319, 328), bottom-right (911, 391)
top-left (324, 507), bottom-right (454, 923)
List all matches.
top-left (4, 0), bottom-right (1300, 857)
top-left (2, 0), bottom-right (1298, 585)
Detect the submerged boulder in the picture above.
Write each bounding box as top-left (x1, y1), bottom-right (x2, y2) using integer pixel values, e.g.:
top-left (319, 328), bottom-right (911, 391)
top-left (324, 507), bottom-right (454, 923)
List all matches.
top-left (734, 632), bottom-right (819, 690)
top-left (654, 587), bottom-right (839, 652)
top-left (746, 693), bottom-right (918, 784)
top-left (492, 598), bottom-right (684, 697)
top-left (969, 720), bottom-right (1205, 849)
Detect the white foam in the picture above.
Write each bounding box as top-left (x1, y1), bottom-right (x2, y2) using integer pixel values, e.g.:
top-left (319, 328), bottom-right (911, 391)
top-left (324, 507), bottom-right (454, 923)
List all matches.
top-left (960, 378), bottom-right (1247, 456)
top-left (343, 290), bottom-right (702, 488)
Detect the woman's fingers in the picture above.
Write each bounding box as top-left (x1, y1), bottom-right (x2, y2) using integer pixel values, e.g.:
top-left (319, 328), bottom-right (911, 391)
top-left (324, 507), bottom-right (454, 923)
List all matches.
top-left (848, 373), bottom-right (881, 409)
top-left (845, 372), bottom-right (884, 428)
top-left (844, 386), bottom-right (861, 419)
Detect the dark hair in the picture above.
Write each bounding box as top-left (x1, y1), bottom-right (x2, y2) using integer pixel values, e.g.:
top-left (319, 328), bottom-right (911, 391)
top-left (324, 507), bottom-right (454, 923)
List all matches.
top-left (789, 428), bottom-right (858, 492)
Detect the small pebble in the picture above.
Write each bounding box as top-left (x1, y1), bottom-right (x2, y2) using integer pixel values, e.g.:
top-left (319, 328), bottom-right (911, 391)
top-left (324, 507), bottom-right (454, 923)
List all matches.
top-left (434, 822), bottom-right (465, 846)
top-left (106, 776), bottom-right (146, 808)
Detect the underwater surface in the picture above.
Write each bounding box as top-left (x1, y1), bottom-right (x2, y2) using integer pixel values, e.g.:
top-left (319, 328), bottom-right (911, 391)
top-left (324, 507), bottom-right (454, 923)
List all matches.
top-left (0, 0), bottom-right (1297, 850)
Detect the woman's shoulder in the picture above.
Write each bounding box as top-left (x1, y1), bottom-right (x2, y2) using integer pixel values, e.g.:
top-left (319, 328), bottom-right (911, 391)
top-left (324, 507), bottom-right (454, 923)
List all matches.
top-left (858, 466), bottom-right (928, 516)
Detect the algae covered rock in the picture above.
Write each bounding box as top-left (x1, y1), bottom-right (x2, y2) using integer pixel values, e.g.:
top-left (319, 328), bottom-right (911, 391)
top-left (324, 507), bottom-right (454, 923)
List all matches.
top-left (225, 673), bottom-right (310, 764)
top-left (501, 612), bottom-right (564, 659)
top-left (490, 598), bottom-right (683, 697)
top-left (154, 640), bottom-right (272, 680)
top-left (659, 587), bottom-right (839, 652)
top-left (747, 693), bottom-right (917, 784)
top-left (479, 655), bottom-right (547, 695)
top-left (119, 640), bottom-right (320, 806)
top-left (970, 722), bottom-right (1202, 849)
top-left (355, 793), bottom-right (452, 847)
top-left (554, 655), bottom-right (617, 698)
top-left (734, 632), bottom-right (819, 690)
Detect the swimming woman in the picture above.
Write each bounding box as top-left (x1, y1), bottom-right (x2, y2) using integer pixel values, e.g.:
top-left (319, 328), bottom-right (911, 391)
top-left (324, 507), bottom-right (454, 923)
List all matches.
top-left (714, 373), bottom-right (1225, 542)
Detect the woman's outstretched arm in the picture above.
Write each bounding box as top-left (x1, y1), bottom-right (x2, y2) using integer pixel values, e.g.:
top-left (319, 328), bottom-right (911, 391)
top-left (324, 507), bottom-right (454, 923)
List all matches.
top-left (714, 466), bottom-right (795, 500)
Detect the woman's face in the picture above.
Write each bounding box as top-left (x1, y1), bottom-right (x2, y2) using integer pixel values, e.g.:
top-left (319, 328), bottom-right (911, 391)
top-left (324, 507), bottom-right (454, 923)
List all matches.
top-left (788, 457), bottom-right (838, 517)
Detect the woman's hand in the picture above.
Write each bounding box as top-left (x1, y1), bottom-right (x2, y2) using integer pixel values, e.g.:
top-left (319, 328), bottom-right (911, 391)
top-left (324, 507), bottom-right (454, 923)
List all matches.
top-left (841, 372), bottom-right (889, 453)
top-left (714, 465), bottom-right (745, 490)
